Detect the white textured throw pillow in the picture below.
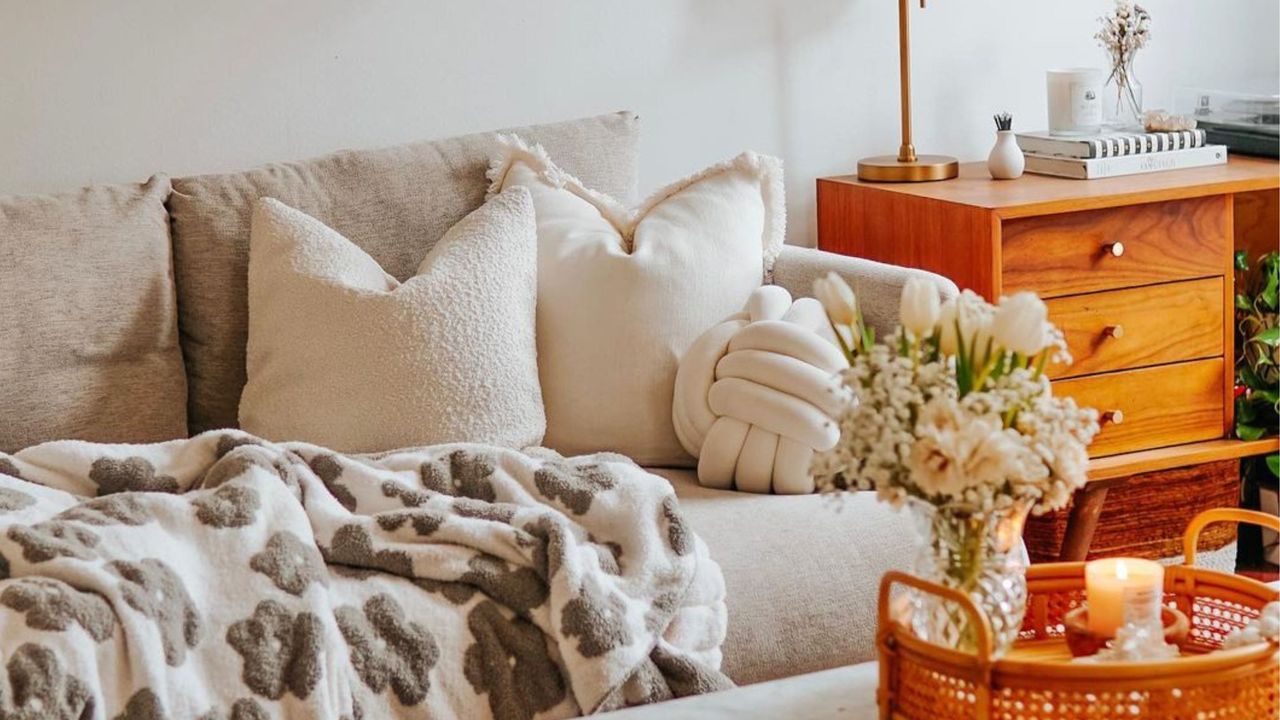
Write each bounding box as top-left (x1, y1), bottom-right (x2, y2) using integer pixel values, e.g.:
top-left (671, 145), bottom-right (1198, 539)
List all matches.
top-left (673, 285), bottom-right (849, 494)
top-left (488, 136), bottom-right (785, 466)
top-left (239, 189), bottom-right (544, 453)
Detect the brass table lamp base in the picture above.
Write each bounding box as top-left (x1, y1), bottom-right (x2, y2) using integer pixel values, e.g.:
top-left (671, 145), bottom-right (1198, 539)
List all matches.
top-left (857, 154), bottom-right (959, 182)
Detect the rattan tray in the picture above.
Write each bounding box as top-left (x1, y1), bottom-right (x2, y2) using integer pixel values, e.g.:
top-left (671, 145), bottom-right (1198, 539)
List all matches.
top-left (877, 509), bottom-right (1280, 719)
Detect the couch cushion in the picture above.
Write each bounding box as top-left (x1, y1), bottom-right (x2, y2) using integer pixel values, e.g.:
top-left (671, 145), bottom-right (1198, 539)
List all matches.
top-left (170, 111), bottom-right (641, 434)
top-left (655, 468), bottom-right (914, 685)
top-left (0, 175), bottom-right (187, 452)
top-left (240, 191), bottom-right (543, 452)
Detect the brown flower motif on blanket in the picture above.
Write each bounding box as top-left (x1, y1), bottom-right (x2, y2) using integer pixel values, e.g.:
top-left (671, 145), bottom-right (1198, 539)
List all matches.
top-left (215, 434), bottom-right (264, 459)
top-left (336, 594), bottom-right (440, 706)
top-left (191, 483), bottom-right (261, 529)
top-left (57, 495), bottom-right (151, 526)
top-left (0, 458), bottom-right (24, 481)
top-left (250, 531), bottom-right (327, 596)
top-left (1, 577), bottom-right (116, 642)
top-left (561, 578), bottom-right (634, 658)
top-left (226, 600), bottom-right (325, 701)
top-left (374, 508), bottom-right (447, 536)
top-left (660, 496), bottom-right (692, 556)
top-left (463, 600), bottom-right (566, 720)
top-left (307, 454), bottom-right (359, 511)
top-left (196, 698), bottom-right (271, 720)
top-left (0, 486), bottom-right (35, 512)
top-left (452, 497), bottom-right (519, 524)
top-left (321, 523), bottom-right (414, 577)
top-left (0, 550), bottom-right (9, 580)
top-left (89, 456), bottom-right (179, 496)
top-left (201, 452), bottom-right (271, 490)
top-left (380, 480), bottom-right (433, 508)
top-left (111, 688), bottom-right (166, 720)
top-left (521, 515), bottom-right (573, 583)
top-left (109, 558), bottom-right (202, 666)
top-left (534, 461), bottom-right (618, 515)
top-left (414, 554), bottom-right (548, 613)
top-left (419, 450), bottom-right (498, 502)
top-left (0, 642), bottom-right (95, 720)
top-left (8, 521), bottom-right (99, 563)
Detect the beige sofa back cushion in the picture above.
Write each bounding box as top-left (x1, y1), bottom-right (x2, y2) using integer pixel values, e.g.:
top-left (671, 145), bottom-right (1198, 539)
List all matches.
top-left (0, 175), bottom-right (187, 452)
top-left (169, 111), bottom-right (641, 433)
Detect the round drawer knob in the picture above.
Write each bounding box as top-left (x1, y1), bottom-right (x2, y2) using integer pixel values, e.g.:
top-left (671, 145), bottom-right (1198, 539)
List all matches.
top-left (1102, 324), bottom-right (1125, 339)
top-left (1102, 409), bottom-right (1125, 426)
top-left (1106, 241), bottom-right (1126, 258)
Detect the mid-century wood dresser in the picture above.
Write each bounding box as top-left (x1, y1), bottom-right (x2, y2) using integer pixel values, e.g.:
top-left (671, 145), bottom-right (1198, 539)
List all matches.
top-left (817, 156), bottom-right (1280, 561)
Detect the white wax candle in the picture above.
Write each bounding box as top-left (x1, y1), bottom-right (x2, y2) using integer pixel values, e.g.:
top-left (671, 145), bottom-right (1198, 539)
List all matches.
top-left (1046, 68), bottom-right (1104, 137)
top-left (1085, 558), bottom-right (1164, 635)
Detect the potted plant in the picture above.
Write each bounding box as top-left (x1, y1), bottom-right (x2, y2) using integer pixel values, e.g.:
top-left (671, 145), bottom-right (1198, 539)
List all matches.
top-left (1235, 250), bottom-right (1279, 566)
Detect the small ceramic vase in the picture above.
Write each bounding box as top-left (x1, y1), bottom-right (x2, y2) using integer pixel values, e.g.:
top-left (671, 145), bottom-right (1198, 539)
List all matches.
top-left (987, 130), bottom-right (1024, 180)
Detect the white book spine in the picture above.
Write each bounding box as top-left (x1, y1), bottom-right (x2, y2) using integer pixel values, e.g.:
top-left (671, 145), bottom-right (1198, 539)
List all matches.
top-left (1023, 145), bottom-right (1228, 179)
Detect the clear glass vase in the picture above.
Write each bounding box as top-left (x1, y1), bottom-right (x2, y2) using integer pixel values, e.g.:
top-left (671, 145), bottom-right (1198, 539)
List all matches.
top-left (907, 499), bottom-right (1032, 656)
top-left (1104, 57), bottom-right (1144, 130)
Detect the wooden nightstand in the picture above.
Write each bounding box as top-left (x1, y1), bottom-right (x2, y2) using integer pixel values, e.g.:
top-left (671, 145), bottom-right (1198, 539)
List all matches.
top-left (817, 156), bottom-right (1280, 561)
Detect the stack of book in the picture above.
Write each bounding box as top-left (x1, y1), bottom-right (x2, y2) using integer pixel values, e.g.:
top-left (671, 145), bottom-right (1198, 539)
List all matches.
top-left (1015, 129), bottom-right (1227, 179)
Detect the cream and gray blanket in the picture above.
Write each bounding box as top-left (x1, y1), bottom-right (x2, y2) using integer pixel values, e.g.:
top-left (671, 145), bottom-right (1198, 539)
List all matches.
top-left (0, 432), bottom-right (729, 719)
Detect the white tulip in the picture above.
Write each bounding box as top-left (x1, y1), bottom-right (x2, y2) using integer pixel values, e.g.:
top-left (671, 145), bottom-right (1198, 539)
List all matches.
top-left (813, 272), bottom-right (858, 326)
top-left (899, 278), bottom-right (941, 338)
top-left (936, 291), bottom-right (994, 357)
top-left (992, 292), bottom-right (1050, 356)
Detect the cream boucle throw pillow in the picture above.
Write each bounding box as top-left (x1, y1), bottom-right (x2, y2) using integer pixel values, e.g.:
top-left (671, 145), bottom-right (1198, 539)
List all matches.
top-left (488, 136), bottom-right (785, 466)
top-left (239, 188), bottom-right (544, 452)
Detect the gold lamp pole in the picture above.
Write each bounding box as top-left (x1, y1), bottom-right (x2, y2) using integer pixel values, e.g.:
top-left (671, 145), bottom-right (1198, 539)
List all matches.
top-left (857, 0), bottom-right (959, 182)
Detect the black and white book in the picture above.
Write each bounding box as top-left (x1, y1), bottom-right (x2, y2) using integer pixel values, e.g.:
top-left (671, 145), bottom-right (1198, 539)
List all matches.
top-left (1016, 129), bottom-right (1208, 159)
top-left (1023, 144), bottom-right (1227, 180)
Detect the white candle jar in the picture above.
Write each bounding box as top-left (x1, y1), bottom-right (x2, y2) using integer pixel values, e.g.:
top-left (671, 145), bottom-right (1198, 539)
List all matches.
top-left (1046, 68), bottom-right (1104, 136)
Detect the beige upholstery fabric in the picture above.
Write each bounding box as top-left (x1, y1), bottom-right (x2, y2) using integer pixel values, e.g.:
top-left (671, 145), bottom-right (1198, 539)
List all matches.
top-left (170, 111), bottom-right (641, 433)
top-left (240, 191), bottom-right (543, 452)
top-left (0, 175), bottom-right (187, 452)
top-left (655, 468), bottom-right (915, 685)
top-left (771, 246), bottom-right (960, 337)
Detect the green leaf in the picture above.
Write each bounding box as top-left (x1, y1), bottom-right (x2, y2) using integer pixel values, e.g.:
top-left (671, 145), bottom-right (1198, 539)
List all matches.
top-left (1236, 395), bottom-right (1258, 423)
top-left (1235, 250), bottom-right (1250, 272)
top-left (1256, 389), bottom-right (1280, 405)
top-left (1267, 453), bottom-right (1279, 478)
top-left (1237, 424), bottom-right (1267, 441)
top-left (1239, 364), bottom-right (1266, 391)
top-left (1237, 293), bottom-right (1254, 310)
top-left (1253, 326), bottom-right (1280, 347)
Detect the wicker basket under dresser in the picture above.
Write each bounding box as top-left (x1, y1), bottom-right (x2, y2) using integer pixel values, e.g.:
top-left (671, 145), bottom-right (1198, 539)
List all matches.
top-left (816, 155), bottom-right (1280, 562)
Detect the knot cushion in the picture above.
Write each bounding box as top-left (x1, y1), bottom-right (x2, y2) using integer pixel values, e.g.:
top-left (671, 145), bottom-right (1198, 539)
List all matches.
top-left (673, 285), bottom-right (850, 494)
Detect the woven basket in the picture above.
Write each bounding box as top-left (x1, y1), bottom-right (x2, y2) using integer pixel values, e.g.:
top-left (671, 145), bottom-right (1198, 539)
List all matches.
top-left (877, 509), bottom-right (1280, 720)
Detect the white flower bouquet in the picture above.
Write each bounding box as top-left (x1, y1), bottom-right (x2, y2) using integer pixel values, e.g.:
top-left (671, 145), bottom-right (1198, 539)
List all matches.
top-left (811, 273), bottom-right (1100, 653)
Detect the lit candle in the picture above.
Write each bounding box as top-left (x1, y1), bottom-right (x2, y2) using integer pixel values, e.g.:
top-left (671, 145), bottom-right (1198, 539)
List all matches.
top-left (1084, 558), bottom-right (1164, 636)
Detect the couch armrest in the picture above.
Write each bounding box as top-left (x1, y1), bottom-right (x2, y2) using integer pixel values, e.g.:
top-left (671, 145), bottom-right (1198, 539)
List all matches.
top-left (771, 245), bottom-right (959, 337)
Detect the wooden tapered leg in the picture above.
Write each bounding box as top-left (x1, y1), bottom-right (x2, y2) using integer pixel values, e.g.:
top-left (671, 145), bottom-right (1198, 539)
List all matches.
top-left (1058, 485), bottom-right (1110, 562)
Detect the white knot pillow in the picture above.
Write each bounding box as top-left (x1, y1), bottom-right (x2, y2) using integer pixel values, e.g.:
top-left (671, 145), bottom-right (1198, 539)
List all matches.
top-left (673, 286), bottom-right (850, 494)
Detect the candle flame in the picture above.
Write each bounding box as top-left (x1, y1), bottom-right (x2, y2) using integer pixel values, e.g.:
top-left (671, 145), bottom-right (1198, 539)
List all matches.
top-left (1116, 559), bottom-right (1129, 580)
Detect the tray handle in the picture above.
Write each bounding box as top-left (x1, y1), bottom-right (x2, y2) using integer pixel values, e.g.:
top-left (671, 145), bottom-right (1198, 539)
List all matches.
top-left (1184, 508), bottom-right (1280, 566)
top-left (878, 570), bottom-right (994, 663)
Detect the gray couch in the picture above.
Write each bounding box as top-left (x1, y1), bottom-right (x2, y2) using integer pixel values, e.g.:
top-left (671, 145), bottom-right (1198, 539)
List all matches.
top-left (0, 111), bottom-right (957, 688)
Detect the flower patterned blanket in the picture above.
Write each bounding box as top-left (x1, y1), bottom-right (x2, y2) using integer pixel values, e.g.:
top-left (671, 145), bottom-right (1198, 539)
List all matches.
top-left (0, 431), bottom-right (729, 719)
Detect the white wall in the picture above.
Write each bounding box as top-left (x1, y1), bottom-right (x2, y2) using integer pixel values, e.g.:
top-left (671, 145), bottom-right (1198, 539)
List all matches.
top-left (2, 0), bottom-right (1276, 246)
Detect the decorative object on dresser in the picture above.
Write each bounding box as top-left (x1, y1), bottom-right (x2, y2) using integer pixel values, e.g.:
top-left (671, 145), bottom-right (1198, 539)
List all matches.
top-left (672, 285), bottom-right (848, 495)
top-left (855, 0), bottom-right (957, 182)
top-left (1045, 68), bottom-right (1105, 137)
top-left (1096, 0), bottom-right (1150, 130)
top-left (816, 155), bottom-right (1280, 563)
top-left (812, 274), bottom-right (1099, 656)
top-left (987, 112), bottom-right (1024, 180)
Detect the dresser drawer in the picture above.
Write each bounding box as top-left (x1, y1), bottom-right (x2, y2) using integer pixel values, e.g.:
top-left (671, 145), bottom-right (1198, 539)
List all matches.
top-left (1046, 278), bottom-right (1224, 379)
top-left (1002, 195), bottom-right (1228, 298)
top-left (1052, 358), bottom-right (1225, 458)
